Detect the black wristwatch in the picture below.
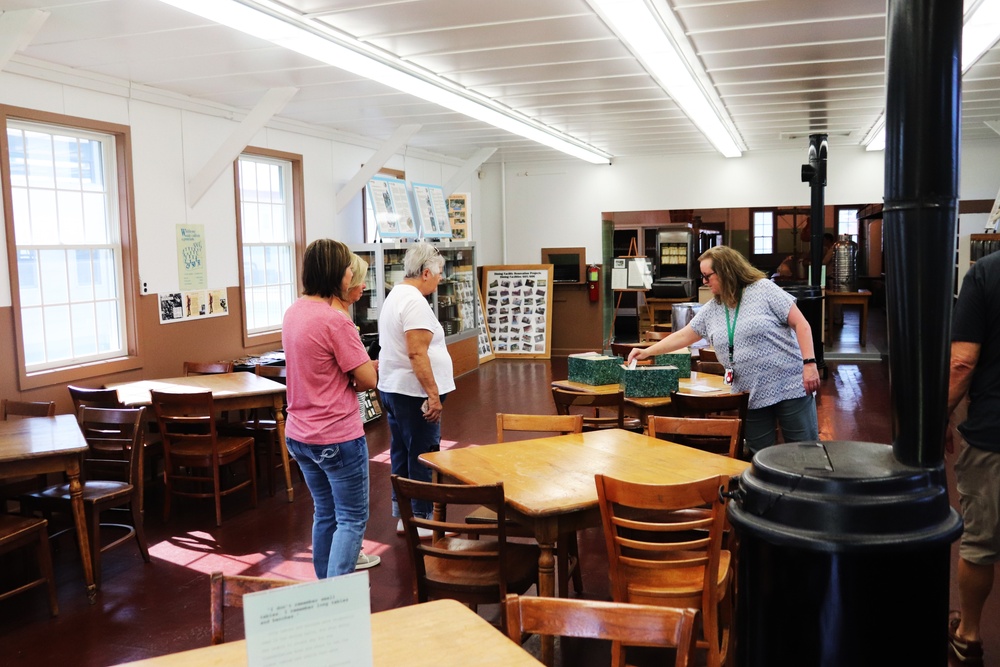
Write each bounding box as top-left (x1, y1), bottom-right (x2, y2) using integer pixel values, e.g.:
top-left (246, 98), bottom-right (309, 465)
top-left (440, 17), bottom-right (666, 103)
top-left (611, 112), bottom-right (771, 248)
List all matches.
top-left (802, 358), bottom-right (817, 365)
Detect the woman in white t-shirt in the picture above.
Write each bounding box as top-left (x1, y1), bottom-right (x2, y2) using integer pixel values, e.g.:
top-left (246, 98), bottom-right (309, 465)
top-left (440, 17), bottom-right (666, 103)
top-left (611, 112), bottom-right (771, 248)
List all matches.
top-left (282, 239), bottom-right (378, 577)
top-left (377, 242), bottom-right (456, 531)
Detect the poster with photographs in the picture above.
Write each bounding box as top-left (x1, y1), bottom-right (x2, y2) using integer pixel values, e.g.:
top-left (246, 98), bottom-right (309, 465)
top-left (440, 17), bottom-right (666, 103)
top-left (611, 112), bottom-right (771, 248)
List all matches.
top-left (411, 183), bottom-right (452, 238)
top-left (157, 288), bottom-right (229, 324)
top-left (447, 193), bottom-right (468, 240)
top-left (366, 175), bottom-right (417, 238)
top-left (480, 265), bottom-right (553, 359)
top-left (475, 282), bottom-right (495, 363)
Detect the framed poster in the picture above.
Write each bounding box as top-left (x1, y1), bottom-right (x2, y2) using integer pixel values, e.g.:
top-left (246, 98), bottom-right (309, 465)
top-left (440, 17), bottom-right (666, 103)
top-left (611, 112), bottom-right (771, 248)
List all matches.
top-left (411, 182), bottom-right (452, 238)
top-left (475, 282), bottom-right (495, 363)
top-left (447, 193), bottom-right (469, 240)
top-left (480, 264), bottom-right (554, 359)
top-left (366, 175), bottom-right (417, 238)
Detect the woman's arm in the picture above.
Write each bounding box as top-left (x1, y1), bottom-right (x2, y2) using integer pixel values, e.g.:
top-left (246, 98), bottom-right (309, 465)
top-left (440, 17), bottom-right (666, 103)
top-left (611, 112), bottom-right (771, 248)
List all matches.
top-left (405, 328), bottom-right (442, 422)
top-left (350, 360), bottom-right (378, 392)
top-left (787, 303), bottom-right (821, 394)
top-left (626, 325), bottom-right (702, 364)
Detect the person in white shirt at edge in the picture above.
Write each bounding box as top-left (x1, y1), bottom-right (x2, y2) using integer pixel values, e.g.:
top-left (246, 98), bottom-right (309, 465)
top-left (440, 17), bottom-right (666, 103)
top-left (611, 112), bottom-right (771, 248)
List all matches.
top-left (377, 242), bottom-right (456, 538)
top-left (282, 240), bottom-right (378, 577)
top-left (628, 245), bottom-right (820, 455)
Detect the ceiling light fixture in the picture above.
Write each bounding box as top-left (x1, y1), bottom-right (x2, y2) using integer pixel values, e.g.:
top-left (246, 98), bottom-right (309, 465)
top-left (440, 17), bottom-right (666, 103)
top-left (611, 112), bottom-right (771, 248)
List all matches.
top-left (864, 0), bottom-right (1000, 151)
top-left (586, 0), bottom-right (744, 158)
top-left (157, 0), bottom-right (613, 165)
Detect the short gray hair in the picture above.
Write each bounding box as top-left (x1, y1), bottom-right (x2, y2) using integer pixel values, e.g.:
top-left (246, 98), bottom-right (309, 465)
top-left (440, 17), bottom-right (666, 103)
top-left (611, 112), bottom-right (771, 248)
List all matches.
top-left (403, 242), bottom-right (444, 278)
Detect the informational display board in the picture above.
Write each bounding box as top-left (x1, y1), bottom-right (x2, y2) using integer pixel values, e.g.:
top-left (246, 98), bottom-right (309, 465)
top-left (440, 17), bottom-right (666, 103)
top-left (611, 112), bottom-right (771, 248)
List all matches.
top-left (475, 282), bottom-right (495, 363)
top-left (480, 265), bottom-right (554, 359)
top-left (158, 288), bottom-right (229, 324)
top-left (447, 193), bottom-right (469, 239)
top-left (611, 256), bottom-right (653, 290)
top-left (366, 175), bottom-right (417, 238)
top-left (411, 182), bottom-right (452, 238)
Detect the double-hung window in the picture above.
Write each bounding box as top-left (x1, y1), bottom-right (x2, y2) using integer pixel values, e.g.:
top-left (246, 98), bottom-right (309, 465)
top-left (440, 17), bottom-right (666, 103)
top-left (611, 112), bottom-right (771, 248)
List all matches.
top-left (751, 209), bottom-right (775, 254)
top-left (836, 206), bottom-right (860, 243)
top-left (235, 150), bottom-right (303, 346)
top-left (1, 108), bottom-right (139, 387)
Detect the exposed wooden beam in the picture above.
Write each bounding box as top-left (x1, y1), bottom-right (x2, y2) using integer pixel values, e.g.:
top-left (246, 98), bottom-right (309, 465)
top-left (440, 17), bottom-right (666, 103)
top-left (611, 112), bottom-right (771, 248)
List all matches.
top-left (0, 9), bottom-right (49, 70)
top-left (443, 147), bottom-right (496, 197)
top-left (186, 87), bottom-right (298, 208)
top-left (335, 124), bottom-right (421, 213)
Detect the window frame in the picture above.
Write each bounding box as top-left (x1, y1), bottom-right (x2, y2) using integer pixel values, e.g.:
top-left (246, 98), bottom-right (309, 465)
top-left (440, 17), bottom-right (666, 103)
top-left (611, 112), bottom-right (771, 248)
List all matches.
top-left (750, 208), bottom-right (776, 256)
top-left (835, 205), bottom-right (861, 243)
top-left (0, 105), bottom-right (141, 390)
top-left (234, 147), bottom-right (305, 349)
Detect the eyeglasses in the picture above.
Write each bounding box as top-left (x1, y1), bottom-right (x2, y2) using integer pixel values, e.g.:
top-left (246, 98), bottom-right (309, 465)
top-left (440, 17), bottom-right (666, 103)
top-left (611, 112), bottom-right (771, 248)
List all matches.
top-left (701, 272), bottom-right (717, 282)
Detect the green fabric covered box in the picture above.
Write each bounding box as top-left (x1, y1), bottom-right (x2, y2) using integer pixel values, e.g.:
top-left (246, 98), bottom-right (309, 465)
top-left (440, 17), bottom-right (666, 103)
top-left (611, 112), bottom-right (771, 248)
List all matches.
top-left (622, 364), bottom-right (679, 398)
top-left (653, 347), bottom-right (691, 378)
top-left (567, 352), bottom-right (624, 386)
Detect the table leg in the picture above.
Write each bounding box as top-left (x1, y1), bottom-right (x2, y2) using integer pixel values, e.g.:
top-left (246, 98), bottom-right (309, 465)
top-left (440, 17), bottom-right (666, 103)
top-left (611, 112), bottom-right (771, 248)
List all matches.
top-left (67, 458), bottom-right (97, 602)
top-left (274, 396), bottom-right (294, 502)
top-left (860, 300), bottom-right (869, 347)
top-left (532, 519), bottom-right (559, 667)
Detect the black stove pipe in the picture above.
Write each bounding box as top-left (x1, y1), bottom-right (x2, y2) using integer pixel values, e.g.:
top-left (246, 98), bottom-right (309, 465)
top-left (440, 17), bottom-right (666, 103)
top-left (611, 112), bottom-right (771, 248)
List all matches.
top-left (883, 0), bottom-right (961, 467)
top-left (801, 133), bottom-right (828, 288)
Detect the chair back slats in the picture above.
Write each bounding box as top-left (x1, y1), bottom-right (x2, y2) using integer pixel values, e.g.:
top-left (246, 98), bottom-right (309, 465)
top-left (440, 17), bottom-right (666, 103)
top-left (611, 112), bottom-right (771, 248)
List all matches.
top-left (1, 399), bottom-right (56, 420)
top-left (183, 361), bottom-right (234, 376)
top-left (503, 594), bottom-right (700, 667)
top-left (647, 415), bottom-right (742, 459)
top-left (67, 385), bottom-right (124, 411)
top-left (669, 391), bottom-right (749, 457)
top-left (552, 387), bottom-right (631, 430)
top-left (495, 413), bottom-right (583, 442)
top-left (77, 406), bottom-right (146, 486)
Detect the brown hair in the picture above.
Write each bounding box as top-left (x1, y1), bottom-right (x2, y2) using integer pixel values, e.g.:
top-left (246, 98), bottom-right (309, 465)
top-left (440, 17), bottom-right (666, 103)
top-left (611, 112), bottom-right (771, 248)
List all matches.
top-left (301, 239), bottom-right (352, 299)
top-left (698, 245), bottom-right (766, 307)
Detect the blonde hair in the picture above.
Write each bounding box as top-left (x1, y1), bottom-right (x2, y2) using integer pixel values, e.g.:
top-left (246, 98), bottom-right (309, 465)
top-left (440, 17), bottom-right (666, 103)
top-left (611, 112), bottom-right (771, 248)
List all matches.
top-left (698, 245), bottom-right (766, 307)
top-left (348, 253), bottom-right (369, 291)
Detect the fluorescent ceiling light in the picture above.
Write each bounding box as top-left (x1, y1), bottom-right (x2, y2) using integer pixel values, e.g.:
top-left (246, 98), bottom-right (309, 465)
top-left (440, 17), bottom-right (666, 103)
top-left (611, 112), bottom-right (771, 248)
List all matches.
top-left (157, 0), bottom-right (613, 165)
top-left (586, 0), bottom-right (743, 158)
top-left (864, 0), bottom-right (1000, 151)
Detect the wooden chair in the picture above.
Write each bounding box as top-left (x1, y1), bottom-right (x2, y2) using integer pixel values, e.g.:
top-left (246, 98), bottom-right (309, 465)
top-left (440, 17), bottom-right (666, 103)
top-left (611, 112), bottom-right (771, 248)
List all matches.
top-left (698, 348), bottom-right (718, 363)
top-left (596, 474), bottom-right (732, 667)
top-left (151, 390), bottom-right (257, 527)
top-left (219, 365), bottom-right (290, 496)
top-left (551, 387), bottom-right (643, 433)
top-left (641, 330), bottom-right (670, 342)
top-left (503, 594), bottom-right (699, 667)
top-left (21, 406), bottom-right (150, 589)
top-left (67, 385), bottom-right (124, 411)
top-left (669, 390), bottom-right (749, 459)
top-left (647, 416), bottom-right (742, 460)
top-left (465, 413), bottom-right (584, 597)
top-left (182, 361), bottom-right (234, 376)
top-left (209, 571), bottom-right (296, 644)
top-left (390, 475), bottom-right (538, 629)
top-left (694, 360), bottom-right (726, 376)
top-left (0, 515), bottom-right (58, 616)
top-left (1, 399), bottom-right (55, 419)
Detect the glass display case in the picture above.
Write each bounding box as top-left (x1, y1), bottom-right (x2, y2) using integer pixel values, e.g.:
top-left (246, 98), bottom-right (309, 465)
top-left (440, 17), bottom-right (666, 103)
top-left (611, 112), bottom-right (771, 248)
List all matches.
top-left (349, 242), bottom-right (478, 345)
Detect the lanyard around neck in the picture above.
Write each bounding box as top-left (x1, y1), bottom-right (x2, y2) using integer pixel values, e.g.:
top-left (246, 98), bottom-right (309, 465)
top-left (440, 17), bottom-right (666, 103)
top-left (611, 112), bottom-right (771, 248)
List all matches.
top-left (724, 293), bottom-right (742, 360)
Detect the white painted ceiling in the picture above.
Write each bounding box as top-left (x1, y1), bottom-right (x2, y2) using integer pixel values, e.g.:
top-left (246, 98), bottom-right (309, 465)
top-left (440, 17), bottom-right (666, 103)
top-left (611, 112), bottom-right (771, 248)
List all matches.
top-left (4, 0), bottom-right (1000, 163)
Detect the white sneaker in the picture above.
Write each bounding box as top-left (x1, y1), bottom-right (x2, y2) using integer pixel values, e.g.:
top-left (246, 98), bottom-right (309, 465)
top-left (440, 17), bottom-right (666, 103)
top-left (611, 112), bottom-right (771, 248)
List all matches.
top-left (355, 552), bottom-right (381, 569)
top-left (396, 518), bottom-right (433, 540)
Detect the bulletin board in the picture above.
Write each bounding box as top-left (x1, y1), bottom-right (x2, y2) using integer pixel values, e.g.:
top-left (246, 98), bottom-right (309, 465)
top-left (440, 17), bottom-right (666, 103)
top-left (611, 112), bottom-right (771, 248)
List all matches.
top-left (480, 265), bottom-right (554, 359)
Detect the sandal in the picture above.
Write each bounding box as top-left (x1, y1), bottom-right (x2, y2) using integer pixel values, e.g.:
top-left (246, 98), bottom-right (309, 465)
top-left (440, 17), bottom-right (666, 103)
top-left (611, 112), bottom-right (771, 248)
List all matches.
top-left (948, 611), bottom-right (984, 665)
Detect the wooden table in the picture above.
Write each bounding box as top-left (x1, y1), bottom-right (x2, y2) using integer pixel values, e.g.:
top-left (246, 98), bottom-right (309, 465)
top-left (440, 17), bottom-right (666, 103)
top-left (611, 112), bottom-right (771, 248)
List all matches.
top-left (826, 289), bottom-right (872, 346)
top-left (107, 372), bottom-right (293, 502)
top-left (421, 428), bottom-right (749, 666)
top-left (552, 370), bottom-right (732, 425)
top-left (0, 414), bottom-right (95, 601)
top-left (113, 598), bottom-right (542, 666)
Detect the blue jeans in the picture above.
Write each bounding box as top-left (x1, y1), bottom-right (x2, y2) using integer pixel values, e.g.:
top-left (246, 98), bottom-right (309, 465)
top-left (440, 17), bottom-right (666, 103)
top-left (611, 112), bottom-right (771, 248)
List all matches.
top-left (745, 394), bottom-right (819, 455)
top-left (286, 436), bottom-right (369, 578)
top-left (380, 391), bottom-right (444, 519)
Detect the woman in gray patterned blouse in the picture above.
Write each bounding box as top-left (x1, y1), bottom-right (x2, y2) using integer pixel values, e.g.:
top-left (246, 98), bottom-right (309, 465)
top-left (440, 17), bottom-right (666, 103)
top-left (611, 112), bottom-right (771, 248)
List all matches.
top-left (628, 245), bottom-right (820, 454)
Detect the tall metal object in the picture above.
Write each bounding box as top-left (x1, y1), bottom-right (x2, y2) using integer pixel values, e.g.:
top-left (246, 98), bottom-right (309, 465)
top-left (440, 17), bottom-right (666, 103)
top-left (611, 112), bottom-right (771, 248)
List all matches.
top-left (727, 2), bottom-right (963, 664)
top-left (801, 133), bottom-right (828, 289)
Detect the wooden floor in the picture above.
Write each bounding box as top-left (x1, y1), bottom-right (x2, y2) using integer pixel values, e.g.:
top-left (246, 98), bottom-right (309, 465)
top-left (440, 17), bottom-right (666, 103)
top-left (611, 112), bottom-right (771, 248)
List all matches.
top-left (0, 306), bottom-right (996, 666)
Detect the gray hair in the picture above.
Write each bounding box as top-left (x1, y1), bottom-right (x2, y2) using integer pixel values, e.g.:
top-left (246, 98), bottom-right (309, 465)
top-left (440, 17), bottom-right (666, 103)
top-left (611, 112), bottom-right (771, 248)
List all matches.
top-left (403, 242), bottom-right (444, 278)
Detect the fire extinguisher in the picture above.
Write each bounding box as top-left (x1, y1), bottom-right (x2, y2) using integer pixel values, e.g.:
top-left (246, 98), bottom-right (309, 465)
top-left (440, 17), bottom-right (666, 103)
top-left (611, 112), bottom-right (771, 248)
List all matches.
top-left (587, 265), bottom-right (600, 303)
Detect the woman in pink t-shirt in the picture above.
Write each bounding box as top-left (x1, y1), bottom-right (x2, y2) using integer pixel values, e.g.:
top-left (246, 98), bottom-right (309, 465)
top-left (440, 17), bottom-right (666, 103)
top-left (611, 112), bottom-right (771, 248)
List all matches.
top-left (282, 239), bottom-right (377, 578)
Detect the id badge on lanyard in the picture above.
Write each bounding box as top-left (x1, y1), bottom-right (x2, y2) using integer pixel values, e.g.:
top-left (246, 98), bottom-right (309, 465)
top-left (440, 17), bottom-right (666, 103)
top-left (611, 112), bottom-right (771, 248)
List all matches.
top-left (724, 367), bottom-right (734, 385)
top-left (724, 296), bottom-right (741, 387)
